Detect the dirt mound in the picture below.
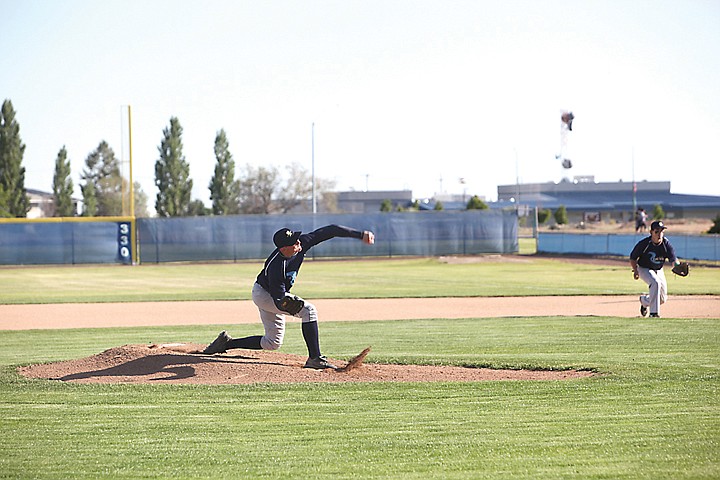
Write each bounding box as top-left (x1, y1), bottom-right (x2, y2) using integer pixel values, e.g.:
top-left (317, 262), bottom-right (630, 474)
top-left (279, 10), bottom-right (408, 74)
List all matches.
top-left (18, 344), bottom-right (594, 384)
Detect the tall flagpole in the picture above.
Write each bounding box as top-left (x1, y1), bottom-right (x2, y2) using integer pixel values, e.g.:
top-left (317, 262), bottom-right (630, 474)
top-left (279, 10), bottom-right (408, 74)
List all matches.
top-left (312, 122), bottom-right (317, 214)
top-left (632, 147), bottom-right (637, 217)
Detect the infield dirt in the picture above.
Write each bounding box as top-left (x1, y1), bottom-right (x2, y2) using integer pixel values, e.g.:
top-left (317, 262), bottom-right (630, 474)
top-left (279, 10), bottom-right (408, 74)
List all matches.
top-left (19, 343), bottom-right (595, 384)
top-left (2, 295), bottom-right (718, 331)
top-left (9, 294), bottom-right (719, 385)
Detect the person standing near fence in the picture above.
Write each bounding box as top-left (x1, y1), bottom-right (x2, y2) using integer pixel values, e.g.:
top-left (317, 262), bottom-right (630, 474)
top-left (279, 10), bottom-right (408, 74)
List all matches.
top-left (635, 208), bottom-right (648, 232)
top-left (629, 220), bottom-right (681, 318)
top-left (203, 224), bottom-right (375, 369)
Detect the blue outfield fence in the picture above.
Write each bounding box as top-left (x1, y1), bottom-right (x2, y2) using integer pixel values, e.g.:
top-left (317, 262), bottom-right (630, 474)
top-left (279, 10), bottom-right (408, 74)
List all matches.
top-left (137, 210), bottom-right (519, 263)
top-left (0, 210), bottom-right (518, 265)
top-left (0, 221), bottom-right (130, 265)
top-left (538, 232), bottom-right (720, 261)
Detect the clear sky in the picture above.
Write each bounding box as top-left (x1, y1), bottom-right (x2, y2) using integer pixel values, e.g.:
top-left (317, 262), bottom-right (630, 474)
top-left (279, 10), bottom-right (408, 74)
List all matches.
top-left (2, 0), bottom-right (719, 209)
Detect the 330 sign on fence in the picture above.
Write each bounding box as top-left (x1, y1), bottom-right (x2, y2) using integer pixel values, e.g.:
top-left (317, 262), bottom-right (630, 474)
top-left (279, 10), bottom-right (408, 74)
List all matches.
top-left (118, 222), bottom-right (132, 264)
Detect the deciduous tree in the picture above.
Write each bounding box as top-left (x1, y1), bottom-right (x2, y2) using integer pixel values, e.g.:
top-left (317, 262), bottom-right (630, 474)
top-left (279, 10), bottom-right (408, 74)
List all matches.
top-left (80, 141), bottom-right (124, 216)
top-left (132, 182), bottom-right (150, 218)
top-left (238, 164), bottom-right (278, 214)
top-left (276, 162), bottom-right (313, 213)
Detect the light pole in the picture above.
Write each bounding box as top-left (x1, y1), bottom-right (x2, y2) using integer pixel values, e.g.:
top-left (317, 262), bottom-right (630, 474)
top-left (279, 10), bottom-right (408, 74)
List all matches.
top-left (514, 148), bottom-right (520, 213)
top-left (631, 147), bottom-right (637, 220)
top-left (312, 122), bottom-right (316, 214)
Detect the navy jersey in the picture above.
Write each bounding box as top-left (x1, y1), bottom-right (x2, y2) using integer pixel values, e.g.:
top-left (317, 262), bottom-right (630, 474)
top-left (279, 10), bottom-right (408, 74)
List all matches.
top-left (256, 225), bottom-right (364, 309)
top-left (630, 236), bottom-right (677, 270)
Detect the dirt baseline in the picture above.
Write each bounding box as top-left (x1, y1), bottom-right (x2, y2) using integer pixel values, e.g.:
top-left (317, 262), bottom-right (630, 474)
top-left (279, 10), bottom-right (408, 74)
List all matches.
top-left (2, 295), bottom-right (718, 331)
top-left (19, 343), bottom-right (594, 384)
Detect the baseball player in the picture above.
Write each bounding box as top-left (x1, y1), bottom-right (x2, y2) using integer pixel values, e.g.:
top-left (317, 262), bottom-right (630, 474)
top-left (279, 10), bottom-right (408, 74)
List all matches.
top-left (635, 208), bottom-right (648, 232)
top-left (629, 220), bottom-right (682, 318)
top-left (203, 224), bottom-right (375, 369)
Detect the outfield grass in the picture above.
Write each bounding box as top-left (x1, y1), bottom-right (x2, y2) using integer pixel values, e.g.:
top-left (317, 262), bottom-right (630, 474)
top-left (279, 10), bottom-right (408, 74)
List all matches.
top-left (1, 257), bottom-right (718, 479)
top-left (1, 256), bottom-right (718, 304)
top-left (518, 236), bottom-right (537, 255)
top-left (1, 318), bottom-right (718, 479)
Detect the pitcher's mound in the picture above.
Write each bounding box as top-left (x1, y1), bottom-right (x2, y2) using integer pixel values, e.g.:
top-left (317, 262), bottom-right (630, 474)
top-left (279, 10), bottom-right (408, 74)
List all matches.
top-left (19, 344), bottom-right (594, 384)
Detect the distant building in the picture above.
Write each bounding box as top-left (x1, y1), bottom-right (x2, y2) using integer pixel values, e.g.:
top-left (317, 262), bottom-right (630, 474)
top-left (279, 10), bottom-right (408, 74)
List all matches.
top-left (336, 190), bottom-right (413, 213)
top-left (333, 190), bottom-right (484, 213)
top-left (26, 189), bottom-right (78, 218)
top-left (285, 190), bottom-right (414, 214)
top-left (496, 177), bottom-right (720, 223)
top-left (417, 193), bottom-right (487, 211)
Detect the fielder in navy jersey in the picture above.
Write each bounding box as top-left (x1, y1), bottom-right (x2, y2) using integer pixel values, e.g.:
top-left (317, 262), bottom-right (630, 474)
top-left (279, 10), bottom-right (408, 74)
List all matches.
top-left (203, 224), bottom-right (375, 369)
top-left (629, 220), bottom-right (681, 318)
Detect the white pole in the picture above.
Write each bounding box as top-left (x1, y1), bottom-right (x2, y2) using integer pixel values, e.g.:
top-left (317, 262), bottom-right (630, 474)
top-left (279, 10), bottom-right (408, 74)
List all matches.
top-left (514, 148), bottom-right (520, 213)
top-left (312, 122), bottom-right (316, 214)
top-left (632, 147), bottom-right (637, 217)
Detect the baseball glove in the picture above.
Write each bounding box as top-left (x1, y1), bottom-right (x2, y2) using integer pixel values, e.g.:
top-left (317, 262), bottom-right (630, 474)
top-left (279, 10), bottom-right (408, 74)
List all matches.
top-left (671, 261), bottom-right (689, 277)
top-left (279, 294), bottom-right (305, 315)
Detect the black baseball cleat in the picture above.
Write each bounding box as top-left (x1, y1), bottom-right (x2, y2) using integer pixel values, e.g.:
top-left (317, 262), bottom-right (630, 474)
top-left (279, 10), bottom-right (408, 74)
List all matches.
top-left (640, 305), bottom-right (648, 317)
top-left (649, 313), bottom-right (660, 318)
top-left (203, 330), bottom-right (231, 354)
top-left (303, 355), bottom-right (337, 370)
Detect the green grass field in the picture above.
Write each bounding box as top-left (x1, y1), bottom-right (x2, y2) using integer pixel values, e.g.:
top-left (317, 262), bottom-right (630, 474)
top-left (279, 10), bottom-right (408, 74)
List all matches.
top-left (1, 255), bottom-right (718, 304)
top-left (1, 257), bottom-right (719, 479)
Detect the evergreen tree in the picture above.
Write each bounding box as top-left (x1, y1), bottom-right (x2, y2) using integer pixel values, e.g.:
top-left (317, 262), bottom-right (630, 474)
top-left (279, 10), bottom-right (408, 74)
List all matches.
top-left (52, 146), bottom-right (75, 216)
top-left (0, 100), bottom-right (30, 217)
top-left (554, 205), bottom-right (568, 225)
top-left (209, 129), bottom-right (239, 215)
top-left (466, 195), bottom-right (488, 210)
top-left (80, 141), bottom-right (125, 216)
top-left (537, 208), bottom-right (551, 224)
top-left (708, 214), bottom-right (720, 234)
top-left (155, 117), bottom-right (193, 217)
top-left (652, 204), bottom-right (665, 220)
top-left (0, 184), bottom-right (10, 217)
top-left (81, 181), bottom-right (97, 216)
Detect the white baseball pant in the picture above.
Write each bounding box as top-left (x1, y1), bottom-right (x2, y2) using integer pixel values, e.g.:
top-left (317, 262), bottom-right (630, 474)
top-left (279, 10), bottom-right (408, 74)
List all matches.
top-left (637, 266), bottom-right (667, 315)
top-left (251, 282), bottom-right (318, 351)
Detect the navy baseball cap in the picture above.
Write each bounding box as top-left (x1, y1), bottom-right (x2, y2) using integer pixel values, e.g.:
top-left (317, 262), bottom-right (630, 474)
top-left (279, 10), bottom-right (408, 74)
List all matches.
top-left (650, 221), bottom-right (667, 231)
top-left (273, 228), bottom-right (301, 248)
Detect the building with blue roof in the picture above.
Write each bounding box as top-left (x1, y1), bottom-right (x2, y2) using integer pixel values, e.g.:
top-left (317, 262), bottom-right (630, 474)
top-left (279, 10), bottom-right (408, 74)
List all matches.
top-left (496, 177), bottom-right (720, 223)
